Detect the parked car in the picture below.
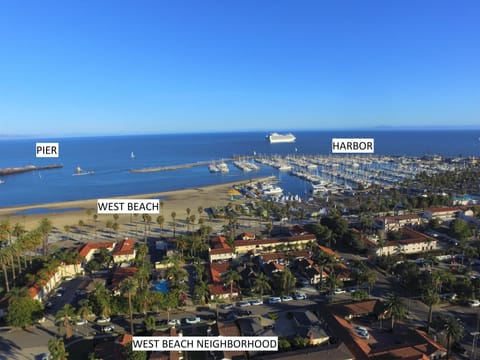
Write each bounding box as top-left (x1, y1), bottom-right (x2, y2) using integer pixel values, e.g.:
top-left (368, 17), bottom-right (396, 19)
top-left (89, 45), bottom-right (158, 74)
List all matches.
top-left (101, 325), bottom-right (115, 333)
top-left (333, 288), bottom-right (346, 294)
top-left (452, 342), bottom-right (468, 357)
top-left (250, 299), bottom-right (263, 306)
top-left (268, 297), bottom-right (282, 304)
top-left (235, 310), bottom-right (252, 318)
top-left (96, 317), bottom-right (111, 324)
top-left (39, 353), bottom-right (50, 360)
top-left (281, 295), bottom-right (293, 302)
top-left (168, 319), bottom-right (181, 326)
top-left (185, 317), bottom-right (201, 324)
top-left (220, 303), bottom-right (233, 310)
top-left (75, 319), bottom-right (88, 326)
top-left (45, 302), bottom-right (53, 308)
top-left (237, 301), bottom-right (251, 307)
top-left (468, 299), bottom-right (480, 307)
top-left (293, 293), bottom-right (306, 300)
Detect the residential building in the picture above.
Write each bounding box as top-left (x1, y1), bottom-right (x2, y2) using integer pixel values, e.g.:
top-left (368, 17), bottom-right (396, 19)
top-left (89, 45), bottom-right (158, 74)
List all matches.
top-left (375, 214), bottom-right (423, 231)
top-left (77, 241), bottom-right (115, 263)
top-left (112, 238), bottom-right (136, 263)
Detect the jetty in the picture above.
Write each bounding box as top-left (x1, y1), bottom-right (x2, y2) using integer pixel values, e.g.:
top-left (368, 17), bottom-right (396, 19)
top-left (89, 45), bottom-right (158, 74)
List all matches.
top-left (130, 160), bottom-right (227, 173)
top-left (0, 164), bottom-right (63, 176)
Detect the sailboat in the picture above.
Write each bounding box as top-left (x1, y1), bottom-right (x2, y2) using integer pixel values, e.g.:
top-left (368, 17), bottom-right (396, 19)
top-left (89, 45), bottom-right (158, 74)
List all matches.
top-left (131, 151), bottom-right (135, 159)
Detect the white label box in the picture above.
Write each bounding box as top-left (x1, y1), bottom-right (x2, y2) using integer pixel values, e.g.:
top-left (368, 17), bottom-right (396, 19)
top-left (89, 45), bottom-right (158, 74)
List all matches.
top-left (97, 199), bottom-right (160, 214)
top-left (331, 138), bottom-right (374, 153)
top-left (36, 142), bottom-right (59, 157)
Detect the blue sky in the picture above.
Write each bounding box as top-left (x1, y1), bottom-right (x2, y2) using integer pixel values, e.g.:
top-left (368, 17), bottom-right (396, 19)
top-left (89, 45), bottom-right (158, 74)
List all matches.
top-left (0, 0), bottom-right (479, 136)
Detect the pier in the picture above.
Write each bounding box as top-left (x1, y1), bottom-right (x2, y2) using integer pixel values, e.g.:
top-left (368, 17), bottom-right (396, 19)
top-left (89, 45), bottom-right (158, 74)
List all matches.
top-left (0, 164), bottom-right (63, 176)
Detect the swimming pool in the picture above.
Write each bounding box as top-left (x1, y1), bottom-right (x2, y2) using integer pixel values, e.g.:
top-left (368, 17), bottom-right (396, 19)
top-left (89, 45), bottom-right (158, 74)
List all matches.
top-left (153, 280), bottom-right (170, 294)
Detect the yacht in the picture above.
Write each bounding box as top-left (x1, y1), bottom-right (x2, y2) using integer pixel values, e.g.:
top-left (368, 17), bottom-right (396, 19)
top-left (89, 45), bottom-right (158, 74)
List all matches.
top-left (72, 166), bottom-right (94, 176)
top-left (266, 132), bottom-right (296, 143)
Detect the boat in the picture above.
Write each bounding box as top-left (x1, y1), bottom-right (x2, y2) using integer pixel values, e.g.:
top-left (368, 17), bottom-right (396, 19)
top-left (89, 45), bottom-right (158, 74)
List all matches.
top-left (218, 162), bottom-right (229, 173)
top-left (0, 180), bottom-right (4, 184)
top-left (130, 152), bottom-right (135, 159)
top-left (266, 132), bottom-right (296, 143)
top-left (209, 163), bottom-right (220, 173)
top-left (72, 166), bottom-right (94, 176)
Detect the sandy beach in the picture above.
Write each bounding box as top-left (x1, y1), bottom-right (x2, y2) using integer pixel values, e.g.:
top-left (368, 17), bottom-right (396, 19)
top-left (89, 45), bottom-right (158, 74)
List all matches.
top-left (0, 177), bottom-right (273, 234)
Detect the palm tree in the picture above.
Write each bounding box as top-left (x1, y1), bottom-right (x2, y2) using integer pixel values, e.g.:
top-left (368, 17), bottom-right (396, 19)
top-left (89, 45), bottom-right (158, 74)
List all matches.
top-left (38, 217), bottom-right (52, 256)
top-left (156, 215), bottom-right (165, 233)
top-left (193, 280), bottom-right (210, 305)
top-left (252, 273), bottom-right (271, 298)
top-left (77, 299), bottom-right (93, 322)
top-left (221, 269), bottom-right (242, 302)
top-left (55, 304), bottom-right (76, 339)
top-left (384, 293), bottom-right (407, 332)
top-left (48, 338), bottom-right (69, 360)
top-left (120, 278), bottom-right (138, 335)
top-left (443, 316), bottom-right (465, 359)
top-left (171, 211), bottom-right (177, 238)
top-left (0, 247), bottom-right (10, 292)
top-left (423, 288), bottom-right (439, 334)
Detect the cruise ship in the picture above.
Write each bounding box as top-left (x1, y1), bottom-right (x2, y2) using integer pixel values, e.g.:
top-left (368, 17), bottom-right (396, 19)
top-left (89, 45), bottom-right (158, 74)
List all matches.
top-left (266, 132), bottom-right (296, 143)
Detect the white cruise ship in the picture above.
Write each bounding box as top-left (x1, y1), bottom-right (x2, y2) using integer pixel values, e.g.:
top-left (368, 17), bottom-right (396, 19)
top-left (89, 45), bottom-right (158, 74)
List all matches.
top-left (266, 132), bottom-right (296, 143)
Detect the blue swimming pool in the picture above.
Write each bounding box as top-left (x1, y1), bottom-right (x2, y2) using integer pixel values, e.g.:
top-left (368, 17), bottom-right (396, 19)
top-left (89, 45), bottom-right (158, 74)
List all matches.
top-left (154, 280), bottom-right (170, 294)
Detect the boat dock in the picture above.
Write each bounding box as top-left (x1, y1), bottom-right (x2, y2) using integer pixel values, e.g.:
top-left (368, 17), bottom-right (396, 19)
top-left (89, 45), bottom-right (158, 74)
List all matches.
top-left (130, 160), bottom-right (235, 173)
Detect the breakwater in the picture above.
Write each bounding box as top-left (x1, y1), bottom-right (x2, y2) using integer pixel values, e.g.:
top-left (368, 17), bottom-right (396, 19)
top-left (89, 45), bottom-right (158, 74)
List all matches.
top-left (0, 164), bottom-right (63, 176)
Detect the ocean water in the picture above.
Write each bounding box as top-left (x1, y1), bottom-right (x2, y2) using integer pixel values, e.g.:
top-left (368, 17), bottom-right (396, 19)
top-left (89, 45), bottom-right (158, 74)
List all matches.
top-left (0, 130), bottom-right (479, 207)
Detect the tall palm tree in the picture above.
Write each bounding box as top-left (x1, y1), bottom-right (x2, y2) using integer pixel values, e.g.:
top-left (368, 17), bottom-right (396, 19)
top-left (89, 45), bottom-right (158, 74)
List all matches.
top-left (77, 299), bottom-right (93, 322)
top-left (120, 278), bottom-right (138, 335)
top-left (443, 316), bottom-right (464, 359)
top-left (171, 211), bottom-right (177, 238)
top-left (156, 216), bottom-right (165, 233)
top-left (38, 217), bottom-right (52, 256)
top-left (0, 247), bottom-right (10, 292)
top-left (423, 288), bottom-right (439, 334)
top-left (384, 293), bottom-right (407, 332)
top-left (221, 269), bottom-right (242, 302)
top-left (55, 304), bottom-right (76, 339)
top-left (252, 273), bottom-right (271, 298)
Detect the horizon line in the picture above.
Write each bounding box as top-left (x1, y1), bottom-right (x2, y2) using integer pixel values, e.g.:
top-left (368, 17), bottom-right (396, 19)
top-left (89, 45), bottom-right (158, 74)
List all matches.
top-left (1, 125), bottom-right (480, 139)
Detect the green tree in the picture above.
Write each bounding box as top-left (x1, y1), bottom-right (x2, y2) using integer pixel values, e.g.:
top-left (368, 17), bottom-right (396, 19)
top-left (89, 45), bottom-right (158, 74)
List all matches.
top-left (221, 269), bottom-right (242, 302)
top-left (48, 338), bottom-right (69, 360)
top-left (144, 315), bottom-right (156, 332)
top-left (121, 278), bottom-right (138, 335)
top-left (384, 293), bottom-right (407, 332)
top-left (7, 296), bottom-right (43, 327)
top-left (443, 316), bottom-right (465, 359)
top-left (252, 273), bottom-right (272, 298)
top-left (171, 211), bottom-right (177, 238)
top-left (38, 217), bottom-right (52, 256)
top-left (123, 342), bottom-right (147, 360)
top-left (423, 288), bottom-right (440, 334)
top-left (352, 289), bottom-right (369, 301)
top-left (55, 304), bottom-right (76, 339)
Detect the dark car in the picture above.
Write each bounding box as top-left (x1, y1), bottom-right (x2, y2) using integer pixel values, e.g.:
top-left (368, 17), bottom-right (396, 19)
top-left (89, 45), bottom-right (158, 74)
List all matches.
top-left (452, 342), bottom-right (468, 357)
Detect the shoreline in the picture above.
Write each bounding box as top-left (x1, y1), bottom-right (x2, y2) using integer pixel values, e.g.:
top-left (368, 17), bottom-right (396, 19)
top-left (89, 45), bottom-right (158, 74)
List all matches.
top-left (0, 176), bottom-right (275, 230)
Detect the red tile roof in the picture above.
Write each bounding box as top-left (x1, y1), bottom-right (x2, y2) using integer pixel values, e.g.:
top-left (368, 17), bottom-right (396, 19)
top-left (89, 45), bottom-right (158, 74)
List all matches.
top-left (78, 241), bottom-right (114, 258)
top-left (111, 266), bottom-right (137, 290)
top-left (425, 206), bottom-right (460, 213)
top-left (112, 238), bottom-right (135, 256)
top-left (210, 262), bottom-right (230, 283)
top-left (261, 252), bottom-right (285, 262)
top-left (234, 233), bottom-right (316, 248)
top-left (318, 245), bottom-right (336, 257)
top-left (209, 284), bottom-right (237, 296)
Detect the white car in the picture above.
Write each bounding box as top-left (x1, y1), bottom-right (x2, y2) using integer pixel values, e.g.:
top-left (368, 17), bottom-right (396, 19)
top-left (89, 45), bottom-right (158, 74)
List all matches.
top-left (101, 325), bottom-right (115, 333)
top-left (468, 300), bottom-right (480, 307)
top-left (294, 293), bottom-right (307, 300)
top-left (237, 301), bottom-right (251, 307)
top-left (185, 317), bottom-right (201, 324)
top-left (333, 289), bottom-right (346, 294)
top-left (76, 319), bottom-right (88, 325)
top-left (96, 317), bottom-right (111, 324)
top-left (250, 299), bottom-right (263, 306)
top-left (268, 297), bottom-right (282, 304)
top-left (168, 319), bottom-right (181, 326)
top-left (281, 295), bottom-right (293, 302)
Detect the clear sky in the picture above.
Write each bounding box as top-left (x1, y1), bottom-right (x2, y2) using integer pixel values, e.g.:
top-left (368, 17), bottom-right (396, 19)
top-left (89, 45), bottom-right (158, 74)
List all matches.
top-left (0, 0), bottom-right (479, 136)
